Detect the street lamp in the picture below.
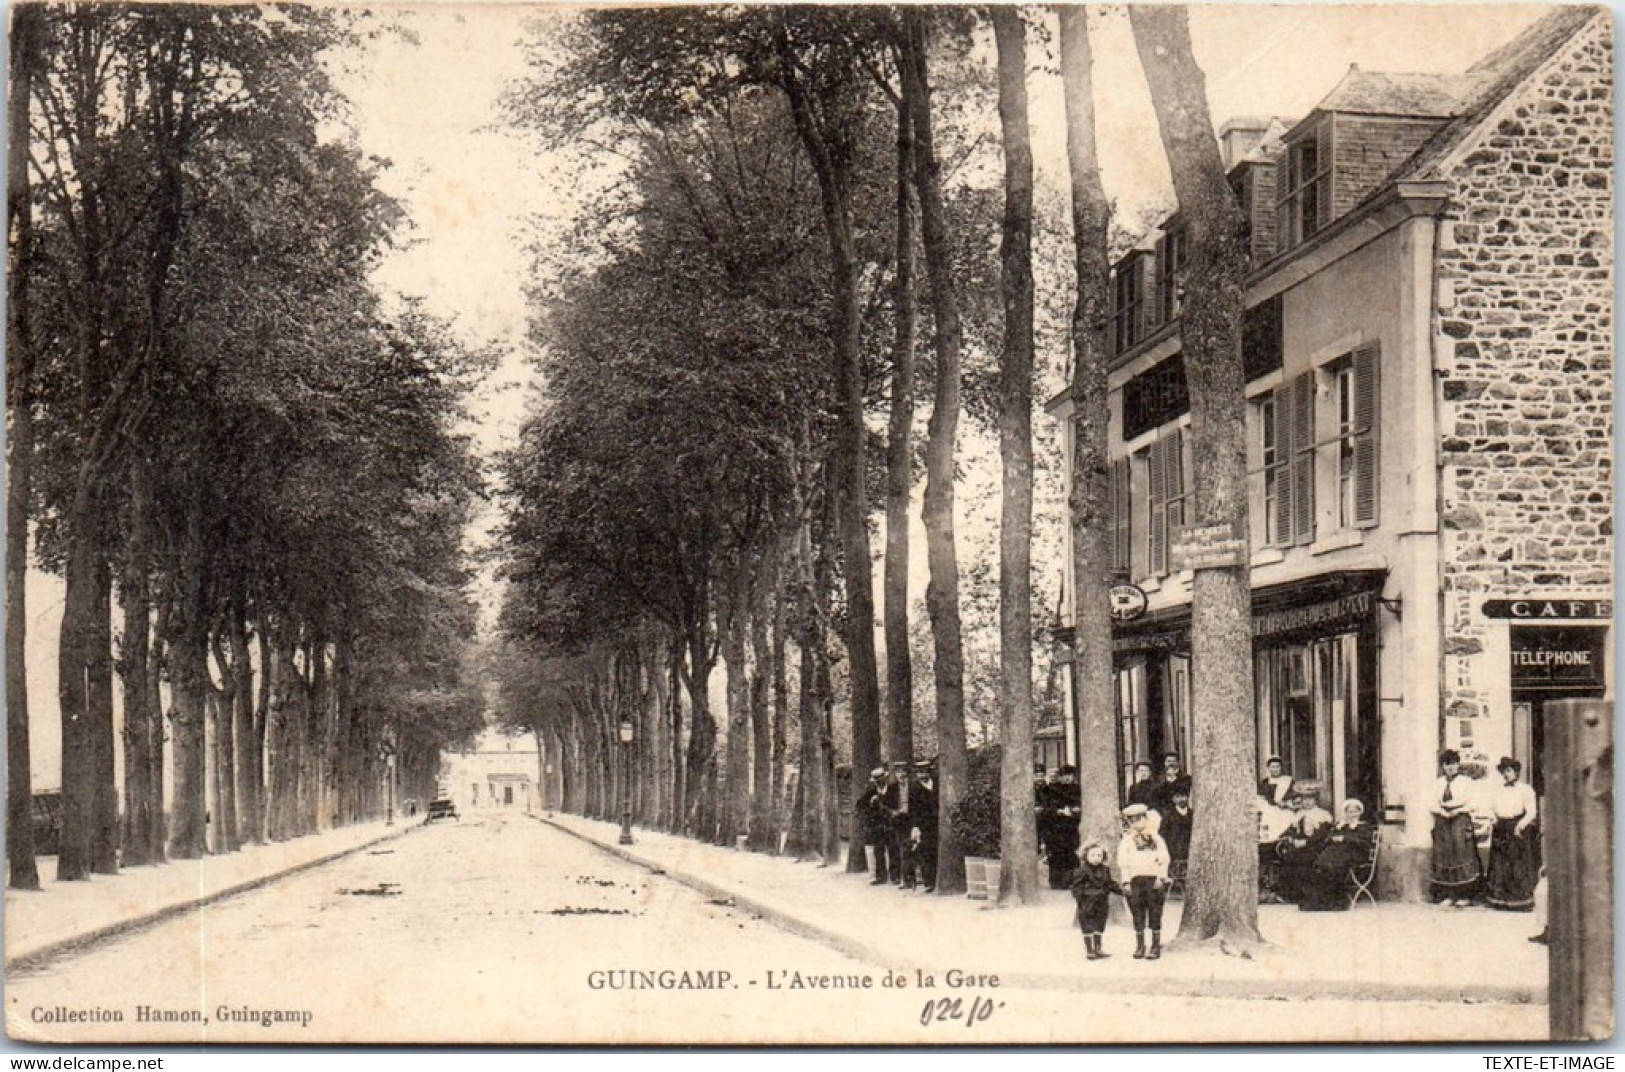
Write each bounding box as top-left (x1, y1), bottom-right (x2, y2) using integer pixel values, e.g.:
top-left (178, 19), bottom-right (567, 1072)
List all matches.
top-left (618, 719), bottom-right (635, 845)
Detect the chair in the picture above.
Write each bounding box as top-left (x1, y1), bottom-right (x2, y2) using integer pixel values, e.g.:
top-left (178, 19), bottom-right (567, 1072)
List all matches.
top-left (1347, 828), bottom-right (1381, 907)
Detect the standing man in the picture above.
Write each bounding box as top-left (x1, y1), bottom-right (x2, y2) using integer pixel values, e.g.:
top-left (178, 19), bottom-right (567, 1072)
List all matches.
top-left (858, 767), bottom-right (900, 885)
top-left (905, 764), bottom-right (938, 892)
top-left (1038, 766), bottom-right (1083, 889)
top-left (890, 760), bottom-right (915, 888)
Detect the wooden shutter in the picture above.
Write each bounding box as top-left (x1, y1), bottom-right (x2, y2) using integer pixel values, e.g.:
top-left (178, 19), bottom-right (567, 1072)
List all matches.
top-left (1137, 252), bottom-right (1159, 342)
top-left (1166, 426), bottom-right (1187, 539)
top-left (1110, 457), bottom-right (1132, 573)
top-left (1351, 343), bottom-right (1380, 527)
top-left (1290, 373), bottom-right (1316, 545)
top-left (1271, 386), bottom-right (1294, 546)
top-left (1315, 117), bottom-right (1335, 230)
top-left (1147, 441), bottom-right (1168, 578)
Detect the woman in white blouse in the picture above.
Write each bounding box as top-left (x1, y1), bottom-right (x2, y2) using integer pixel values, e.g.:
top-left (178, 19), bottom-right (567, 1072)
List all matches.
top-left (1484, 756), bottom-right (1540, 911)
top-left (1430, 749), bottom-right (1484, 906)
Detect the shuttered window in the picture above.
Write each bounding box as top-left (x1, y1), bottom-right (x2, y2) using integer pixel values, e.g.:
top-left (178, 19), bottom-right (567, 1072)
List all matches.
top-left (1156, 226), bottom-right (1187, 326)
top-left (1278, 115), bottom-right (1334, 250)
top-left (1336, 344), bottom-right (1380, 528)
top-left (1146, 428), bottom-right (1187, 577)
top-left (1259, 373), bottom-right (1316, 547)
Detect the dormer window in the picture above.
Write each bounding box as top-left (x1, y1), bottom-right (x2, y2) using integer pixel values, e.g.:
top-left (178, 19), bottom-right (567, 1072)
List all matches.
top-left (1278, 116), bottom-right (1334, 249)
top-left (1110, 251), bottom-right (1156, 355)
top-left (1155, 226), bottom-right (1187, 325)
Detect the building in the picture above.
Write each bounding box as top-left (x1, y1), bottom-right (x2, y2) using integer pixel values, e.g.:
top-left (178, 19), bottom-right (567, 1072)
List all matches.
top-left (1050, 8), bottom-right (1612, 898)
top-left (439, 730), bottom-right (540, 811)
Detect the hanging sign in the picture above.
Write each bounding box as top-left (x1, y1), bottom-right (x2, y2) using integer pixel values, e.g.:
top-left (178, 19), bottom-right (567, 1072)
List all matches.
top-left (1109, 583), bottom-right (1148, 622)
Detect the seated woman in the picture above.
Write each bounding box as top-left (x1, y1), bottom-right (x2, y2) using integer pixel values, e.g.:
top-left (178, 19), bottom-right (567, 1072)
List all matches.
top-left (1297, 799), bottom-right (1376, 911)
top-left (1273, 782), bottom-right (1333, 903)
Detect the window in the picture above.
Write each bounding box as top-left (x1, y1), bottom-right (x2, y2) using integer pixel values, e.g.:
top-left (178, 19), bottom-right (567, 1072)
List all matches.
top-left (1256, 374), bottom-right (1315, 546)
top-left (1156, 226), bottom-right (1187, 325)
top-left (1260, 395), bottom-right (1282, 545)
top-left (1278, 116), bottom-right (1334, 250)
top-left (1110, 251), bottom-right (1156, 355)
top-left (1332, 344), bottom-right (1380, 528)
top-left (1145, 428), bottom-right (1188, 577)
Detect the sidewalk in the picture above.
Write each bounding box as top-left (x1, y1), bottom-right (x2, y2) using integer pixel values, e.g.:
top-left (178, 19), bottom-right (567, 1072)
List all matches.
top-left (5, 819), bottom-right (413, 970)
top-left (542, 812), bottom-right (1549, 1006)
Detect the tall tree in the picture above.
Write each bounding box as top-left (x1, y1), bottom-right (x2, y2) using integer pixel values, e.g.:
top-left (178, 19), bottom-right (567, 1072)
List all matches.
top-left (1058, 6), bottom-right (1124, 862)
top-left (991, 5), bottom-right (1040, 906)
top-left (6, 2), bottom-right (43, 890)
top-left (1130, 5), bottom-right (1262, 953)
top-left (881, 80), bottom-right (917, 768)
top-left (897, 8), bottom-right (969, 895)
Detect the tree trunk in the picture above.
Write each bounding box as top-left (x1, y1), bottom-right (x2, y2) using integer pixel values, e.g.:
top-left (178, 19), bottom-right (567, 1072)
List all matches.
top-left (88, 558), bottom-right (118, 874)
top-left (748, 566), bottom-right (775, 851)
top-left (681, 620), bottom-right (717, 837)
top-left (118, 464), bottom-right (157, 866)
top-left (5, 2), bottom-right (41, 889)
top-left (1059, 7), bottom-right (1125, 856)
top-left (1130, 4), bottom-right (1262, 954)
top-left (992, 6), bottom-right (1040, 906)
top-left (883, 83), bottom-right (917, 767)
top-left (166, 529), bottom-right (209, 860)
top-left (900, 8), bottom-right (968, 896)
top-left (766, 568), bottom-right (789, 852)
top-left (56, 533), bottom-right (98, 880)
top-left (230, 599), bottom-right (261, 841)
top-left (721, 592), bottom-right (750, 845)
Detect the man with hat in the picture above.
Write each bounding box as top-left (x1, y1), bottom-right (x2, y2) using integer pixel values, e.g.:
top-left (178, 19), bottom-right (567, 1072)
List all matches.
top-left (902, 764), bottom-right (938, 892)
top-left (1149, 753), bottom-right (1193, 820)
top-left (1116, 803), bottom-right (1171, 960)
top-left (857, 766), bottom-right (900, 885)
top-left (1037, 765), bottom-right (1083, 889)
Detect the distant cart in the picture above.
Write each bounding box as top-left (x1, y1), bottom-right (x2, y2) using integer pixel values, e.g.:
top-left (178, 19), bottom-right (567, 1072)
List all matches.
top-left (425, 798), bottom-right (459, 823)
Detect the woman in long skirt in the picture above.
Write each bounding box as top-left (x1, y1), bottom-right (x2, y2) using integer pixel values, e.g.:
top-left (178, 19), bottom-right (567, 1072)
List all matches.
top-left (1485, 757), bottom-right (1540, 911)
top-left (1430, 750), bottom-right (1483, 906)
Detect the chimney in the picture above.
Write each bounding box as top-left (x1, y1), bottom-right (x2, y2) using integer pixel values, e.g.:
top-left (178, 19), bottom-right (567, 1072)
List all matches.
top-left (1219, 117), bottom-right (1273, 170)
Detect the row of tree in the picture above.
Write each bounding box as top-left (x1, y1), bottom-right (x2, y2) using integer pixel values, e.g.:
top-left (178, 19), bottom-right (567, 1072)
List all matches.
top-left (497, 4), bottom-right (1267, 951)
top-left (7, 6), bottom-right (486, 888)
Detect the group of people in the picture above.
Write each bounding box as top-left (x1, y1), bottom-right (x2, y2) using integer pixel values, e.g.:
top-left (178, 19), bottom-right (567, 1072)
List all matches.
top-left (1429, 750), bottom-right (1541, 912)
top-left (857, 762), bottom-right (938, 893)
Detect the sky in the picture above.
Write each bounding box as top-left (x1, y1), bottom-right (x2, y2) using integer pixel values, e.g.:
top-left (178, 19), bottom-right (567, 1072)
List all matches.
top-left (19, 1), bottom-right (1556, 787)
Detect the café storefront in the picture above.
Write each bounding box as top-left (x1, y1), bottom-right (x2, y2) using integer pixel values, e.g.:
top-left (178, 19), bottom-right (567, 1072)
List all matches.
top-left (1110, 570), bottom-right (1386, 812)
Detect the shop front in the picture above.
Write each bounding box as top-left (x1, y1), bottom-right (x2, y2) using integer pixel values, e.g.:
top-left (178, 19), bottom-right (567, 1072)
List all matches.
top-left (1110, 571), bottom-right (1386, 811)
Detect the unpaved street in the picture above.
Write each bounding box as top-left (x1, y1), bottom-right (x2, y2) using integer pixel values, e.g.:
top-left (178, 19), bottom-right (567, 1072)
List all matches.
top-left (6, 812), bottom-right (1546, 1044)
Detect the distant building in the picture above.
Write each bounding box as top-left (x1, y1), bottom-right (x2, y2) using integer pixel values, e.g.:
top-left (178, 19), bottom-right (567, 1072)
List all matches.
top-left (1051, 8), bottom-right (1612, 898)
top-left (439, 730), bottom-right (540, 811)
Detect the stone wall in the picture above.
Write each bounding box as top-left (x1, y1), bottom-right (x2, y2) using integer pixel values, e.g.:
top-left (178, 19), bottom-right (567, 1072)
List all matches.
top-left (1435, 15), bottom-right (1613, 723)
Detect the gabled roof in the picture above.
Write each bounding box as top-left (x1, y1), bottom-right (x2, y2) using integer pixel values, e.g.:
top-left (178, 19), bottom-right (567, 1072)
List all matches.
top-left (1317, 69), bottom-right (1483, 118)
top-left (1401, 5), bottom-right (1606, 179)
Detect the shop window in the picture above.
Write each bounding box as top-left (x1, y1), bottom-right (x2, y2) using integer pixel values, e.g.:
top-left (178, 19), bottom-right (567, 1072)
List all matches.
top-left (1255, 633), bottom-right (1365, 808)
top-left (1278, 115), bottom-right (1334, 250)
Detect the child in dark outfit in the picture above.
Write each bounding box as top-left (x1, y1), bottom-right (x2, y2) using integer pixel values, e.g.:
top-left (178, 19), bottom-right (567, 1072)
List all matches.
top-left (1068, 841), bottom-right (1122, 961)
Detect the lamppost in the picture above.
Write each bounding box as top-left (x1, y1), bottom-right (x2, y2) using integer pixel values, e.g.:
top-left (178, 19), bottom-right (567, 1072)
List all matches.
top-left (618, 719), bottom-right (635, 845)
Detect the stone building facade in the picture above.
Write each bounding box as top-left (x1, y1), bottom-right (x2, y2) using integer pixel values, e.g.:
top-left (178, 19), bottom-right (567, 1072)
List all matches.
top-left (1050, 7), bottom-right (1611, 899)
top-left (1433, 12), bottom-right (1613, 793)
